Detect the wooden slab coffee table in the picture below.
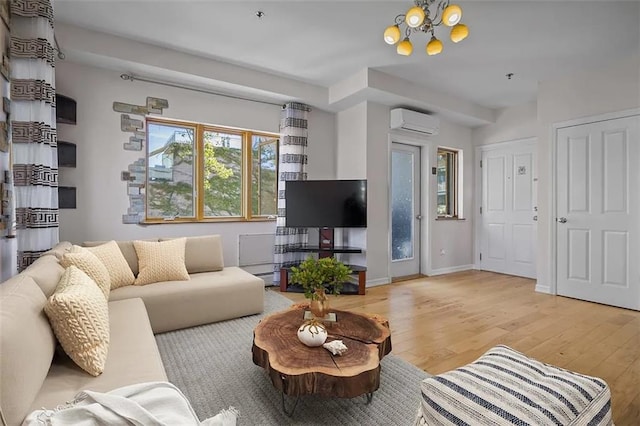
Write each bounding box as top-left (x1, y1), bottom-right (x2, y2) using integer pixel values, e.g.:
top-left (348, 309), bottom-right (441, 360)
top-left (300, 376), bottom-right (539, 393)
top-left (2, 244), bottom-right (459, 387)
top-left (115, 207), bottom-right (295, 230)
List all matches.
top-left (252, 304), bottom-right (392, 416)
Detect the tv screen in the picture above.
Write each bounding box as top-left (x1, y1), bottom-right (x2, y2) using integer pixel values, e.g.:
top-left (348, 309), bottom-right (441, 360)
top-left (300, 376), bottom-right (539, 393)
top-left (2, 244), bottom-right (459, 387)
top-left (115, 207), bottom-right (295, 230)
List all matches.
top-left (285, 180), bottom-right (367, 228)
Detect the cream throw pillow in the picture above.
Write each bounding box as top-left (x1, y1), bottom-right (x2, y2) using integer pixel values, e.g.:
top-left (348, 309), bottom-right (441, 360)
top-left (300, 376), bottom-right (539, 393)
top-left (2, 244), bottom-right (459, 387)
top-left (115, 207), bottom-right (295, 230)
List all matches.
top-left (133, 238), bottom-right (190, 285)
top-left (61, 246), bottom-right (111, 299)
top-left (44, 266), bottom-right (110, 376)
top-left (86, 240), bottom-right (135, 289)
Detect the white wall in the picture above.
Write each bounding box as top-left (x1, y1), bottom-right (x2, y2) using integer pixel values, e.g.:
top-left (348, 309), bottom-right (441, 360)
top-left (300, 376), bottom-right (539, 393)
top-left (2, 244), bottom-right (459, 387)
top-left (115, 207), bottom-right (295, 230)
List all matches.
top-left (427, 119), bottom-right (474, 273)
top-left (470, 58), bottom-right (640, 291)
top-left (336, 103), bottom-right (367, 179)
top-left (473, 101), bottom-right (537, 146)
top-left (388, 121), bottom-right (474, 276)
top-left (365, 102), bottom-right (391, 283)
top-left (536, 56), bottom-right (640, 291)
top-left (55, 60), bottom-right (336, 266)
top-left (335, 103), bottom-right (367, 266)
top-left (336, 101), bottom-right (475, 283)
top-left (471, 101), bottom-right (538, 278)
top-left (307, 105), bottom-right (336, 181)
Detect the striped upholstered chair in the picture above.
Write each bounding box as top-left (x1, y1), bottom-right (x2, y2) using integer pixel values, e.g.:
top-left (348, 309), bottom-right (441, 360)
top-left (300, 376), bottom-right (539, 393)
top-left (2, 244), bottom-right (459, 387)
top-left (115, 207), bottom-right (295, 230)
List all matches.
top-left (415, 345), bottom-right (612, 425)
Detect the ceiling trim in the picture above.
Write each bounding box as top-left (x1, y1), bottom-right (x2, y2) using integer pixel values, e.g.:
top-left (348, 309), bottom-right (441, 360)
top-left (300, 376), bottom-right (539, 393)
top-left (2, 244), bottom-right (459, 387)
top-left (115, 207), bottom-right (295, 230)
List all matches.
top-left (55, 23), bottom-right (496, 126)
top-left (55, 23), bottom-right (329, 108)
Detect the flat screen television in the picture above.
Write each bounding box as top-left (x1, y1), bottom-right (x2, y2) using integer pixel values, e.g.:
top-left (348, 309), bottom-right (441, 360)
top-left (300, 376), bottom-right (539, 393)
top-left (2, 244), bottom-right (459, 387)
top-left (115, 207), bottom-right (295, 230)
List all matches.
top-left (285, 180), bottom-right (367, 228)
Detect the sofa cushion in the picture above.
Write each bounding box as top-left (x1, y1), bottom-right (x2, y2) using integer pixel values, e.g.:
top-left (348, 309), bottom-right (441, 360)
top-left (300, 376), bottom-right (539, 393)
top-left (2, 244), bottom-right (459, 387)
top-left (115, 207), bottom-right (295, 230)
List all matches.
top-left (109, 267), bottom-right (264, 333)
top-left (160, 235), bottom-right (224, 273)
top-left (133, 238), bottom-right (190, 286)
top-left (44, 266), bottom-right (111, 377)
top-left (0, 274), bottom-right (56, 426)
top-left (29, 298), bottom-right (167, 414)
top-left (84, 239), bottom-right (159, 277)
top-left (22, 254), bottom-right (66, 297)
top-left (61, 246), bottom-right (111, 299)
top-left (86, 240), bottom-right (135, 289)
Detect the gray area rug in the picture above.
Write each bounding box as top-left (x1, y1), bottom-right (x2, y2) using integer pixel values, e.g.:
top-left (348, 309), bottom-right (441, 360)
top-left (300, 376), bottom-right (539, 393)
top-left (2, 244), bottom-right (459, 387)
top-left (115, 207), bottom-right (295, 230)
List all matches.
top-left (156, 290), bottom-right (428, 425)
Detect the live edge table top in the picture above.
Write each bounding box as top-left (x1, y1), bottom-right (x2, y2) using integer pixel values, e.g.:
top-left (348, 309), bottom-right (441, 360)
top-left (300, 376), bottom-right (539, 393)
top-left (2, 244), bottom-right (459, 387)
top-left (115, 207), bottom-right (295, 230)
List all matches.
top-left (252, 304), bottom-right (392, 399)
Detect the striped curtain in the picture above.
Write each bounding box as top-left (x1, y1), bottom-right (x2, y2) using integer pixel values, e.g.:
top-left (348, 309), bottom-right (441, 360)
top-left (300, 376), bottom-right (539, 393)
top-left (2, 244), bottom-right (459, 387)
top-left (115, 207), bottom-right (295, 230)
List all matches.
top-left (273, 102), bottom-right (310, 283)
top-left (10, 0), bottom-right (58, 271)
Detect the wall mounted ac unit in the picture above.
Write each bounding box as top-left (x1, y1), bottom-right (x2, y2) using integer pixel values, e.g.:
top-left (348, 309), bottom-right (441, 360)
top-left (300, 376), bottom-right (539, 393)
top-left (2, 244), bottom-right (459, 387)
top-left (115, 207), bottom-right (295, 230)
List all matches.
top-left (390, 108), bottom-right (440, 135)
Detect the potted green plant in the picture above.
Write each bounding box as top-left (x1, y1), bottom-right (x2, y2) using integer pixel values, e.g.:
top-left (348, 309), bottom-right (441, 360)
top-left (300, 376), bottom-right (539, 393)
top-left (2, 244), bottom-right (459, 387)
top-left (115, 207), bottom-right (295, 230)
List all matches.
top-left (289, 256), bottom-right (352, 318)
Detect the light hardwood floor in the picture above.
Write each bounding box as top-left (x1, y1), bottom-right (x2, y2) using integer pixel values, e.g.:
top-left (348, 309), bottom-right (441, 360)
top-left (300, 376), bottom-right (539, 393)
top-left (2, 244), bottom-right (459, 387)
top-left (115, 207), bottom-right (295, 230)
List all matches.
top-left (279, 270), bottom-right (640, 425)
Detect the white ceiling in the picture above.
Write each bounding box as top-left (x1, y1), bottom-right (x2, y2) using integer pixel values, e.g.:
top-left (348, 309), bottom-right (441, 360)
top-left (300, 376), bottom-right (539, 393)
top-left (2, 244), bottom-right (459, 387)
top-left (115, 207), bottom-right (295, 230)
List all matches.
top-left (54, 0), bottom-right (640, 110)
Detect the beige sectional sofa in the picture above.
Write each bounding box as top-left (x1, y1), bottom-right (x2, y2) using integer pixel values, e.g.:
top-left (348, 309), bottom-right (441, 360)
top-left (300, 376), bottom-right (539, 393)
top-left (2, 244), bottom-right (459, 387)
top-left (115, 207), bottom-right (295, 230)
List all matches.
top-left (0, 235), bottom-right (264, 425)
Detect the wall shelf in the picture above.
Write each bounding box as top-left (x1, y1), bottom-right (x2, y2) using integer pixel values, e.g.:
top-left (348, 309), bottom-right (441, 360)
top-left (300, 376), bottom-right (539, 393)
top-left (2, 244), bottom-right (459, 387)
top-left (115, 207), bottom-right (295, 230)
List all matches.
top-left (58, 186), bottom-right (76, 209)
top-left (56, 94), bottom-right (77, 125)
top-left (57, 141), bottom-right (76, 167)
top-left (280, 243), bottom-right (366, 295)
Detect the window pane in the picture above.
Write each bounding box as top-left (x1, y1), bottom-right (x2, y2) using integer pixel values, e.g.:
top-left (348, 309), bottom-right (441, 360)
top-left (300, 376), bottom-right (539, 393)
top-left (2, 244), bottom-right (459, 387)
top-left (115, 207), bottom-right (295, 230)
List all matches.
top-left (392, 150), bottom-right (414, 260)
top-left (203, 130), bottom-right (243, 217)
top-left (147, 122), bottom-right (196, 218)
top-left (251, 136), bottom-right (278, 217)
top-left (437, 149), bottom-right (456, 216)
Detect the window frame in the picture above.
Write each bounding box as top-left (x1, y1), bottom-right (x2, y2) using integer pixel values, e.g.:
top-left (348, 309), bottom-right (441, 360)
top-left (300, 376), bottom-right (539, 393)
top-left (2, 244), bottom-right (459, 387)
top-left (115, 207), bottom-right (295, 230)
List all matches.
top-left (144, 117), bottom-right (279, 224)
top-left (436, 147), bottom-right (459, 219)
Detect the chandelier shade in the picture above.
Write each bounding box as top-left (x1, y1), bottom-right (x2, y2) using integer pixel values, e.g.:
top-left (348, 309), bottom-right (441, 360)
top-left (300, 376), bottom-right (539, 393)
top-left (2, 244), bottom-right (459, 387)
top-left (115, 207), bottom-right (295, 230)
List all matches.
top-left (442, 4), bottom-right (462, 26)
top-left (383, 0), bottom-right (468, 56)
top-left (405, 6), bottom-right (426, 28)
top-left (450, 23), bottom-right (469, 43)
top-left (397, 38), bottom-right (414, 56)
top-left (384, 25), bottom-right (402, 45)
top-left (426, 36), bottom-right (443, 55)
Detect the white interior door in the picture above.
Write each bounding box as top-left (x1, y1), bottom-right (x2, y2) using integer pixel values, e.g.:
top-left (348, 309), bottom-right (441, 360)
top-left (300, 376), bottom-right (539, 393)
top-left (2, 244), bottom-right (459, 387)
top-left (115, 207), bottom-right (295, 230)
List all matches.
top-left (480, 140), bottom-right (537, 279)
top-left (391, 143), bottom-right (421, 277)
top-left (556, 115), bottom-right (640, 310)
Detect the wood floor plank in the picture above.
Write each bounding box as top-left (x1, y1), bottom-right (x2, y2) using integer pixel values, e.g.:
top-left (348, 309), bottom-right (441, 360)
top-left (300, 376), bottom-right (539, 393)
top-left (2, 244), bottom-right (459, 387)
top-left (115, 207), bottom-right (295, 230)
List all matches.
top-left (278, 270), bottom-right (640, 424)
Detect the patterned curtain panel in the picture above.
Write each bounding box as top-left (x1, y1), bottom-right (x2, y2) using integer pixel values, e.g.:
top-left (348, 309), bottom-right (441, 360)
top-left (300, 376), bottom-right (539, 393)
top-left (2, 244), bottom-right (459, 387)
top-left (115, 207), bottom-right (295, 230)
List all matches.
top-left (10, 0), bottom-right (59, 271)
top-left (273, 102), bottom-right (310, 283)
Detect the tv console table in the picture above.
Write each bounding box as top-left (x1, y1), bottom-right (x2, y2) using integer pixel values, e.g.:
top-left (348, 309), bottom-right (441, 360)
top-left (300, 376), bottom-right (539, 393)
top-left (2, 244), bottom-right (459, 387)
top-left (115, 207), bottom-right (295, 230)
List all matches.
top-left (280, 245), bottom-right (366, 295)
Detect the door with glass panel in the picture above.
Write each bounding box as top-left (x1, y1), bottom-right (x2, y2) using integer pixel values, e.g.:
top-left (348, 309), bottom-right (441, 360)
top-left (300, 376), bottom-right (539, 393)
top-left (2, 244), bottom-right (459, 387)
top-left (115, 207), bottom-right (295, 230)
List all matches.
top-left (391, 143), bottom-right (421, 278)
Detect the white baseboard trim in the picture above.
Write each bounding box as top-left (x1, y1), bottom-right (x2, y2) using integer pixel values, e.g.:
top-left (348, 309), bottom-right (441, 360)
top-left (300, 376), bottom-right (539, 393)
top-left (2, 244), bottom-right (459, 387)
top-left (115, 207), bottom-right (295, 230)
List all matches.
top-left (367, 277), bottom-right (390, 287)
top-left (535, 283), bottom-right (552, 294)
top-left (428, 264), bottom-right (474, 276)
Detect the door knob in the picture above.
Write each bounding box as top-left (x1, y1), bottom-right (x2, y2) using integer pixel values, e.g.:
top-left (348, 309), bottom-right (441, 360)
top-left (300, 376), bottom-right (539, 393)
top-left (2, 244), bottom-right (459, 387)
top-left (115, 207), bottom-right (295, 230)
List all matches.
top-left (416, 215), bottom-right (422, 220)
top-left (557, 217), bottom-right (567, 223)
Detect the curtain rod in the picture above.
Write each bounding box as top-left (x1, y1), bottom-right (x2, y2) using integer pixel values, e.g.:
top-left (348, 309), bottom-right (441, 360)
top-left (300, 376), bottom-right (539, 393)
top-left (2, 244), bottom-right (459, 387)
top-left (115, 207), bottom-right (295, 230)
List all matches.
top-left (119, 73), bottom-right (284, 107)
top-left (53, 34), bottom-right (65, 60)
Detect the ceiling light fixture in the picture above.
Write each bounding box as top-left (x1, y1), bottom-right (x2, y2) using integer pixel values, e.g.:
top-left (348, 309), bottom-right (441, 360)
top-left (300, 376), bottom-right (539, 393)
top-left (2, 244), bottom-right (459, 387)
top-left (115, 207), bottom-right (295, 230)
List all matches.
top-left (384, 0), bottom-right (469, 57)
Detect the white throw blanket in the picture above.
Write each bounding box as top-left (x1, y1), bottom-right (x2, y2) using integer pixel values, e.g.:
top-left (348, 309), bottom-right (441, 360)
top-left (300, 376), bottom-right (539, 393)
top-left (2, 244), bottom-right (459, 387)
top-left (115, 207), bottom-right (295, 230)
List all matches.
top-left (23, 381), bottom-right (237, 426)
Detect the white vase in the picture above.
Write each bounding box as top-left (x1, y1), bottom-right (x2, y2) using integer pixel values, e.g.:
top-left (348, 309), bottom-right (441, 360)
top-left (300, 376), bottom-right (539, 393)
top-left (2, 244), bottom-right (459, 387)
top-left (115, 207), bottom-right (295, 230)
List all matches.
top-left (297, 321), bottom-right (328, 347)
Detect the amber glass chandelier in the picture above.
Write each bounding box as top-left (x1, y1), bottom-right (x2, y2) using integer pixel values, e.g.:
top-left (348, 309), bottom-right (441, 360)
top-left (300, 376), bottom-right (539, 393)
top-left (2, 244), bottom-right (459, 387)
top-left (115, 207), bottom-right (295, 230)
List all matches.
top-left (384, 0), bottom-right (469, 56)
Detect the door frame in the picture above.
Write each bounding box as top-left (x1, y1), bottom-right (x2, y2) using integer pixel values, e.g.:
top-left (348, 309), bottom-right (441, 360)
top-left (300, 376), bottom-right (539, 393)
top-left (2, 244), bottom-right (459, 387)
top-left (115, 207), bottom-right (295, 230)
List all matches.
top-left (549, 107), bottom-right (640, 295)
top-left (473, 137), bottom-right (537, 273)
top-left (387, 131), bottom-right (432, 277)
